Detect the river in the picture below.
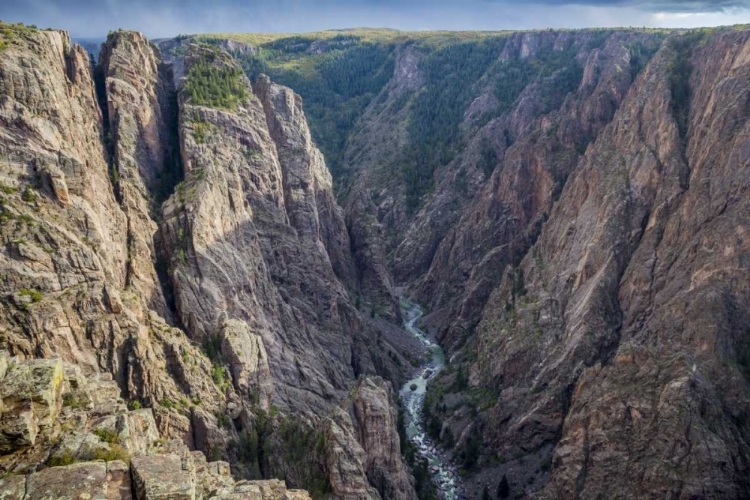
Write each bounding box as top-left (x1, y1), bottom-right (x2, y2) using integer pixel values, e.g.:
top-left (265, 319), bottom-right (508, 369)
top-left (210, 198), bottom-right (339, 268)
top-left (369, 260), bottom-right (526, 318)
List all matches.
top-left (399, 301), bottom-right (462, 500)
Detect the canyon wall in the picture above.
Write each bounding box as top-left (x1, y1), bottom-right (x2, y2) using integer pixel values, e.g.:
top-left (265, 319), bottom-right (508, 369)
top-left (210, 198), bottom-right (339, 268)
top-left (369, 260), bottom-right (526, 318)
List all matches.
top-left (0, 25), bottom-right (413, 500)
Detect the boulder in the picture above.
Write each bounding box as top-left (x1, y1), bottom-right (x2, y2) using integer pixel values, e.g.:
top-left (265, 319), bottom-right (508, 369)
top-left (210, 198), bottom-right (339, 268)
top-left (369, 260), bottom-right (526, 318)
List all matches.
top-left (0, 474), bottom-right (26, 500)
top-left (131, 454), bottom-right (195, 500)
top-left (26, 462), bottom-right (107, 500)
top-left (39, 162), bottom-right (71, 206)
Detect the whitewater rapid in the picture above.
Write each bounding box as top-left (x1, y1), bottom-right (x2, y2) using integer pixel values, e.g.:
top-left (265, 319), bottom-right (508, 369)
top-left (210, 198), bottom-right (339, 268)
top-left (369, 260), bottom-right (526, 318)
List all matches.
top-left (398, 301), bottom-right (461, 500)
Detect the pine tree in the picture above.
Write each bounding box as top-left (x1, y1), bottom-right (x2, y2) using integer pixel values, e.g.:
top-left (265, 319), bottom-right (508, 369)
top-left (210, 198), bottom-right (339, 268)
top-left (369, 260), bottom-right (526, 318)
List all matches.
top-left (455, 364), bottom-right (468, 390)
top-left (482, 485), bottom-right (491, 500)
top-left (498, 474), bottom-right (510, 499)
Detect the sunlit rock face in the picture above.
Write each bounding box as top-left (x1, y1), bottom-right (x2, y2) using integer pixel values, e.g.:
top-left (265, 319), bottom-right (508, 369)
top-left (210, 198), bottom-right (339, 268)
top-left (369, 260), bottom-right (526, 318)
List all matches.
top-left (0, 24), bottom-right (410, 499)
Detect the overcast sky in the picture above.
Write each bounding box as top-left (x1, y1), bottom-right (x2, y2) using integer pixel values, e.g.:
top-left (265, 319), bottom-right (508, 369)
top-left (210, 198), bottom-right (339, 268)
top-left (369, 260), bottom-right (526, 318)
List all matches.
top-left (1, 0), bottom-right (749, 38)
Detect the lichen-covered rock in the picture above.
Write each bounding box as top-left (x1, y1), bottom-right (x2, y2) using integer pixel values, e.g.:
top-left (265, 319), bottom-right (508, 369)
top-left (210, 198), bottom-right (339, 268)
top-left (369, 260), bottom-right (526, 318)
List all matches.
top-left (0, 474), bottom-right (26, 500)
top-left (0, 358), bottom-right (64, 453)
top-left (91, 409), bottom-right (160, 455)
top-left (212, 479), bottom-right (312, 500)
top-left (26, 462), bottom-right (108, 500)
top-left (131, 454), bottom-right (196, 500)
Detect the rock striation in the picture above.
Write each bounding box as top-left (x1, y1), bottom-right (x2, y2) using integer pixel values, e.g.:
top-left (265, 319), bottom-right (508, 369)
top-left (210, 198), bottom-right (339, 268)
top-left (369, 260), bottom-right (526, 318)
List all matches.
top-left (0, 24), bottom-right (413, 500)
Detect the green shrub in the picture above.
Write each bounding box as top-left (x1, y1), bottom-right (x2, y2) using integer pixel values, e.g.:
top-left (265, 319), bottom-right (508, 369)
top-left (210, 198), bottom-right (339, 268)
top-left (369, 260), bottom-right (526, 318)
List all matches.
top-left (191, 118), bottom-right (218, 144)
top-left (93, 428), bottom-right (119, 445)
top-left (21, 186), bottom-right (36, 203)
top-left (62, 393), bottom-right (85, 409)
top-left (0, 22), bottom-right (40, 52)
top-left (19, 288), bottom-right (43, 303)
top-left (89, 444), bottom-right (130, 464)
top-left (402, 38), bottom-right (506, 211)
top-left (215, 411), bottom-right (231, 429)
top-left (461, 428), bottom-right (482, 470)
top-left (476, 140), bottom-right (498, 179)
top-left (512, 267), bottom-right (527, 298)
top-left (108, 159), bottom-right (119, 194)
top-left (212, 365), bottom-right (230, 393)
top-left (265, 416), bottom-right (332, 498)
top-left (627, 36), bottom-right (664, 81)
top-left (453, 364), bottom-right (468, 391)
top-left (48, 451), bottom-right (77, 467)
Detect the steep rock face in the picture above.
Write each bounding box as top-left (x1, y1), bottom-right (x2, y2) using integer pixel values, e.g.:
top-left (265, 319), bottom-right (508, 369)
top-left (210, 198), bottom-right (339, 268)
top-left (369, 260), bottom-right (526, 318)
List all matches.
top-left (0, 26), bottom-right (415, 500)
top-left (155, 44), bottom-right (413, 496)
top-left (253, 75), bottom-right (357, 292)
top-left (396, 31), bottom-right (657, 351)
top-left (0, 27), bottom-right (225, 437)
top-left (462, 29), bottom-right (750, 497)
top-left (158, 44), bottom-right (352, 414)
top-left (324, 408), bottom-right (382, 500)
top-left (99, 30), bottom-right (181, 318)
top-left (334, 31), bottom-right (665, 347)
top-left (159, 44), bottom-right (406, 416)
top-left (0, 25), bottom-right (243, 473)
top-left (341, 44), bottom-right (424, 322)
top-left (352, 377), bottom-right (416, 500)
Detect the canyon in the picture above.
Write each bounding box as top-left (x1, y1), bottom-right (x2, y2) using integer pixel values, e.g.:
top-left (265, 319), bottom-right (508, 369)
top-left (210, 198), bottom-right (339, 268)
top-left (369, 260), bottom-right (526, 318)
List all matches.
top-left (0, 20), bottom-right (749, 500)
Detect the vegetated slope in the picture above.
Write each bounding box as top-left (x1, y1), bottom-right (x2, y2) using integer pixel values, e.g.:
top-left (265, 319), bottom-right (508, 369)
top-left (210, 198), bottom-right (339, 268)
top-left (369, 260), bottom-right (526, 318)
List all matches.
top-left (194, 25), bottom-right (750, 498)
top-left (0, 23), bottom-right (416, 500)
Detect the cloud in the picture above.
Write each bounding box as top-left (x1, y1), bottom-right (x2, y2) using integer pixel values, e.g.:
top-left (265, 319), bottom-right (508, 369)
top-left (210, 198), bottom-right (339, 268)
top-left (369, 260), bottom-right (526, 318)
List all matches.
top-left (1, 0), bottom-right (749, 38)
top-left (526, 0), bottom-right (749, 11)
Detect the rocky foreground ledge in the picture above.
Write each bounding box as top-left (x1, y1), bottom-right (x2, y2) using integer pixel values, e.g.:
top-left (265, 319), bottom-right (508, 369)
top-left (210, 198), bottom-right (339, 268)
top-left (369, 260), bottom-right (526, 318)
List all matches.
top-left (0, 351), bottom-right (311, 500)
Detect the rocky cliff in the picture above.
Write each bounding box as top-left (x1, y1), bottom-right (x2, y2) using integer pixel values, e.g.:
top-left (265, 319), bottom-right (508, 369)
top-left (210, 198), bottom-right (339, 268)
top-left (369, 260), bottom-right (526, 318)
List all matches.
top-left (0, 351), bottom-right (312, 500)
top-left (210, 25), bottom-right (750, 498)
top-left (0, 23), bottom-right (414, 500)
top-left (5, 20), bottom-right (750, 500)
top-left (340, 27), bottom-right (750, 499)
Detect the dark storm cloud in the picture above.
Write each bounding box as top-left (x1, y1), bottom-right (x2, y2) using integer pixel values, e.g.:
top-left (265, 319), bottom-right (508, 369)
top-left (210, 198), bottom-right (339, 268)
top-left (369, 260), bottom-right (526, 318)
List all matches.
top-left (1, 0), bottom-right (749, 38)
